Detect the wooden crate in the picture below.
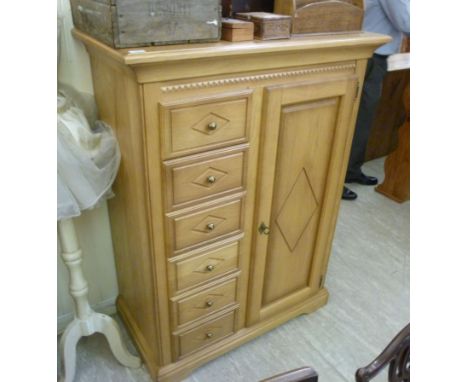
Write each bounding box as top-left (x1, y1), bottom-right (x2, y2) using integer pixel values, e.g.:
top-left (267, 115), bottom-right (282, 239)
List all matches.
top-left (235, 12), bottom-right (291, 40)
top-left (221, 0), bottom-right (274, 17)
top-left (70, 0), bottom-right (221, 48)
top-left (275, 0), bottom-right (364, 35)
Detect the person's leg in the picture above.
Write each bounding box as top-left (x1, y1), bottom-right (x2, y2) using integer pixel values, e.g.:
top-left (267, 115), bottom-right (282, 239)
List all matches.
top-left (346, 54), bottom-right (388, 180)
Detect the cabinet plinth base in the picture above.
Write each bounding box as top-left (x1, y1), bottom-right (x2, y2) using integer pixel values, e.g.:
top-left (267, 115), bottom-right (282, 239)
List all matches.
top-left (118, 289), bottom-right (329, 382)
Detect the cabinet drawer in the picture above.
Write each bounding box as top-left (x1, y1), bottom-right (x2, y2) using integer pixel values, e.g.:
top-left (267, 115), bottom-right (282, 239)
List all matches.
top-left (164, 146), bottom-right (246, 210)
top-left (171, 241), bottom-right (240, 292)
top-left (174, 278), bottom-right (237, 326)
top-left (176, 310), bottom-right (236, 357)
top-left (168, 198), bottom-right (243, 253)
top-left (160, 90), bottom-right (252, 158)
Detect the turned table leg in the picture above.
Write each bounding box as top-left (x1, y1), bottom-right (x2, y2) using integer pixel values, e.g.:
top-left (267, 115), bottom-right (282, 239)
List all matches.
top-left (58, 218), bottom-right (141, 382)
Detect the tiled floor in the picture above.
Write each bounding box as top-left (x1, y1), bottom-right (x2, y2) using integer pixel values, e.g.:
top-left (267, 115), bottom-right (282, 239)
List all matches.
top-left (58, 157), bottom-right (410, 382)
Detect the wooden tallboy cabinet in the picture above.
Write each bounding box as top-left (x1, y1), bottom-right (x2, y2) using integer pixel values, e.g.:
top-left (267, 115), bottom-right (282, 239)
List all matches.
top-left (74, 30), bottom-right (389, 382)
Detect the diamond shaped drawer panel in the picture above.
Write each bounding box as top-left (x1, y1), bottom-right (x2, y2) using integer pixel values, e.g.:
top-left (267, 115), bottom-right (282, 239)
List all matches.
top-left (163, 145), bottom-right (247, 210)
top-left (160, 90), bottom-right (252, 159)
top-left (169, 241), bottom-right (240, 293)
top-left (167, 198), bottom-right (243, 254)
top-left (175, 310), bottom-right (236, 358)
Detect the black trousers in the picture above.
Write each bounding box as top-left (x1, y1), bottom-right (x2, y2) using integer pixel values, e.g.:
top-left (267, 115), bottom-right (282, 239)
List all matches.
top-left (346, 54), bottom-right (388, 180)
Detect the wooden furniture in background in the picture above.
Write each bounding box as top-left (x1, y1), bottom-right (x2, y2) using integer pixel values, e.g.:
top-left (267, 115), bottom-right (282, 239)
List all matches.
top-left (364, 69), bottom-right (409, 162)
top-left (261, 324), bottom-right (410, 382)
top-left (275, 0), bottom-right (364, 35)
top-left (375, 81), bottom-right (410, 203)
top-left (73, 29), bottom-right (389, 382)
top-left (70, 0), bottom-right (222, 48)
top-left (355, 324), bottom-right (410, 382)
top-left (261, 367), bottom-right (319, 382)
top-left (365, 39), bottom-right (410, 162)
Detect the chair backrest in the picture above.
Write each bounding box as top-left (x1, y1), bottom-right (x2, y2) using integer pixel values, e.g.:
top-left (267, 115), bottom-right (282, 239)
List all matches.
top-left (355, 324), bottom-right (410, 382)
top-left (260, 324), bottom-right (410, 382)
top-left (260, 366), bottom-right (319, 382)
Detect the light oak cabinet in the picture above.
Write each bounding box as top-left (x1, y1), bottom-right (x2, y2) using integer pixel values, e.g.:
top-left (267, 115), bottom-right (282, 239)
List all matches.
top-left (75, 30), bottom-right (389, 382)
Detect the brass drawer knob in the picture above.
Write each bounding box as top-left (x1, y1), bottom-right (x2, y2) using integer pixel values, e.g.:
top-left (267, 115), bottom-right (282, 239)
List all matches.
top-left (207, 122), bottom-right (218, 131)
top-left (259, 222), bottom-right (270, 235)
top-left (205, 332), bottom-right (214, 339)
top-left (206, 223), bottom-right (215, 231)
top-left (207, 175), bottom-right (217, 184)
top-left (206, 264), bottom-right (215, 272)
top-left (205, 300), bottom-right (214, 307)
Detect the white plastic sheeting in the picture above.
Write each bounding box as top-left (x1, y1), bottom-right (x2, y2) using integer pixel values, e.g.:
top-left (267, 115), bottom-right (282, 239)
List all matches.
top-left (57, 91), bottom-right (120, 220)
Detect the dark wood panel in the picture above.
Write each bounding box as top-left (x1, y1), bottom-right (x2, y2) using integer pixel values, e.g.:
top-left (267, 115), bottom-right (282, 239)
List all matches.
top-left (375, 84), bottom-right (410, 203)
top-left (365, 69), bottom-right (410, 161)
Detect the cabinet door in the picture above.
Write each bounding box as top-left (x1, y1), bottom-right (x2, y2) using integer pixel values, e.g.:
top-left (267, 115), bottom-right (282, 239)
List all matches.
top-left (248, 75), bottom-right (358, 323)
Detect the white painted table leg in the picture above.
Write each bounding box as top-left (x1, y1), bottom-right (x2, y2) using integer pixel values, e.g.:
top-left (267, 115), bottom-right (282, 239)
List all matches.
top-left (58, 218), bottom-right (141, 382)
top-left (93, 313), bottom-right (141, 368)
top-left (59, 319), bottom-right (81, 382)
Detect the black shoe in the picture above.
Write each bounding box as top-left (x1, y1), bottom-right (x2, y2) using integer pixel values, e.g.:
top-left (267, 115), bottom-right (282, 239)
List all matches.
top-left (345, 173), bottom-right (378, 186)
top-left (342, 186), bottom-right (357, 200)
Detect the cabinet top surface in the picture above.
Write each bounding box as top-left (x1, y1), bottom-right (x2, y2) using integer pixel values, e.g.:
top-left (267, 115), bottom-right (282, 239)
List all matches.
top-left (72, 29), bottom-right (390, 66)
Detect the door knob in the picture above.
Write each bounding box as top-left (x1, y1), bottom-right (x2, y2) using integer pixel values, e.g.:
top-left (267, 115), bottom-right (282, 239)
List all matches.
top-left (206, 223), bottom-right (215, 231)
top-left (259, 222), bottom-right (270, 235)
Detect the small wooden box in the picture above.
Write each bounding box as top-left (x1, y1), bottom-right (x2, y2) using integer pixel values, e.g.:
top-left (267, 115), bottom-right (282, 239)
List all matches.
top-left (70, 0), bottom-right (221, 48)
top-left (275, 0), bottom-right (364, 35)
top-left (222, 18), bottom-right (254, 42)
top-left (235, 12), bottom-right (291, 40)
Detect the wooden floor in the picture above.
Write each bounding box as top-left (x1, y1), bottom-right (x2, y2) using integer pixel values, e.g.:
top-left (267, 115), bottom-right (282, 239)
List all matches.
top-left (58, 157), bottom-right (409, 382)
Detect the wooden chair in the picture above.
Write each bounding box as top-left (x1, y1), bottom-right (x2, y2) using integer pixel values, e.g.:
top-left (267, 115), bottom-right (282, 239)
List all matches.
top-left (260, 367), bottom-right (318, 382)
top-left (355, 324), bottom-right (410, 382)
top-left (261, 324), bottom-right (410, 382)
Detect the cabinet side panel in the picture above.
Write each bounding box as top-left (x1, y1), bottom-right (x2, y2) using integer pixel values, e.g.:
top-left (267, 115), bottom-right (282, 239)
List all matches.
top-left (318, 59), bottom-right (368, 283)
top-left (88, 53), bottom-right (160, 366)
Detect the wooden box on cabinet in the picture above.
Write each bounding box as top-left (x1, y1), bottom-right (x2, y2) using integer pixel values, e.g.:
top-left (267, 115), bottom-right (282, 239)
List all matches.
top-left (221, 18), bottom-right (255, 42)
top-left (74, 29), bottom-right (389, 382)
top-left (275, 0), bottom-right (364, 35)
top-left (235, 12), bottom-right (291, 40)
top-left (70, 0), bottom-right (221, 48)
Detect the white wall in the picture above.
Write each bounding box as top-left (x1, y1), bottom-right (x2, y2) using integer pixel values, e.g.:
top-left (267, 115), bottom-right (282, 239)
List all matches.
top-left (57, 0), bottom-right (119, 333)
top-left (58, 0), bottom-right (93, 94)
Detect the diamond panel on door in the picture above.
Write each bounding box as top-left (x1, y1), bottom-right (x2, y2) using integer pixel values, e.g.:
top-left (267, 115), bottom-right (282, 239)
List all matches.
top-left (276, 168), bottom-right (319, 251)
